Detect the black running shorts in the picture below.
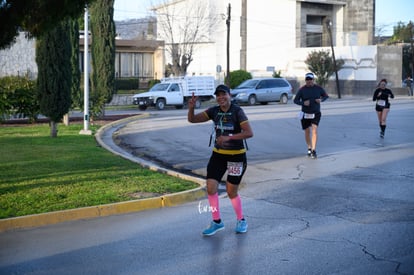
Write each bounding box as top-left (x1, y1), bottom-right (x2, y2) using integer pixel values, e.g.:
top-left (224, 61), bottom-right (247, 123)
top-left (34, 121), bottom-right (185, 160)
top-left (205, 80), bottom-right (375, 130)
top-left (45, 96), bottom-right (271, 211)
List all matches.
top-left (375, 103), bottom-right (390, 112)
top-left (301, 112), bottom-right (321, 129)
top-left (207, 151), bottom-right (247, 185)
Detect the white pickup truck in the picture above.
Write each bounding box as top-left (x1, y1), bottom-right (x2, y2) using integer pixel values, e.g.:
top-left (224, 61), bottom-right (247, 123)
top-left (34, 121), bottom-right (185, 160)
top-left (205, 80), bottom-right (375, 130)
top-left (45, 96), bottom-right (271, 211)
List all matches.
top-left (132, 76), bottom-right (215, 110)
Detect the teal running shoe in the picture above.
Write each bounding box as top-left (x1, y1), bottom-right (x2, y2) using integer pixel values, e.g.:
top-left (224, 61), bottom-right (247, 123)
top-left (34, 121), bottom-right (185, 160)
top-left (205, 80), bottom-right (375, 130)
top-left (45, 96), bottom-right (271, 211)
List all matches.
top-left (235, 219), bottom-right (248, 234)
top-left (202, 221), bottom-right (224, 236)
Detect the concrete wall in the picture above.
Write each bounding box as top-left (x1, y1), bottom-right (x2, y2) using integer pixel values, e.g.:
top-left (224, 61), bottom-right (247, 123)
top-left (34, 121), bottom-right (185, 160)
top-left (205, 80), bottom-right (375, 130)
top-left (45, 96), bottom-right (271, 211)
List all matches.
top-left (107, 94), bottom-right (134, 106)
top-left (285, 44), bottom-right (403, 97)
top-left (377, 45), bottom-right (403, 88)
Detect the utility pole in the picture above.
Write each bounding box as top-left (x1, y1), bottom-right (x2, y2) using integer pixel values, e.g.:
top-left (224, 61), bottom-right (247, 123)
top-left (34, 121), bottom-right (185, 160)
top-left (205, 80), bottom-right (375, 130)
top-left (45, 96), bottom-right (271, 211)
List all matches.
top-left (326, 20), bottom-right (341, 99)
top-left (80, 6), bottom-right (92, 135)
top-left (240, 0), bottom-right (247, 71)
top-left (226, 3), bottom-right (231, 87)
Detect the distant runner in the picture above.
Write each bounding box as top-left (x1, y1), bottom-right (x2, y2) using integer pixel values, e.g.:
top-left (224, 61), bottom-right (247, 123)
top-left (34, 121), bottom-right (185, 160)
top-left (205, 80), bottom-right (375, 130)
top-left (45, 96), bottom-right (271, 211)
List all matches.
top-left (294, 72), bottom-right (329, 159)
top-left (373, 78), bottom-right (394, 138)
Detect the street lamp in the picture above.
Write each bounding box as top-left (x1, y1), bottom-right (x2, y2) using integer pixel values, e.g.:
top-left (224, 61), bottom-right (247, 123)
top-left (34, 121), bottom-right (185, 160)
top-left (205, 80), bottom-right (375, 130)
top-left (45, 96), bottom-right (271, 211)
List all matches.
top-left (80, 6), bottom-right (92, 135)
top-left (326, 20), bottom-right (341, 99)
top-left (409, 21), bottom-right (414, 80)
top-left (225, 3), bottom-right (231, 87)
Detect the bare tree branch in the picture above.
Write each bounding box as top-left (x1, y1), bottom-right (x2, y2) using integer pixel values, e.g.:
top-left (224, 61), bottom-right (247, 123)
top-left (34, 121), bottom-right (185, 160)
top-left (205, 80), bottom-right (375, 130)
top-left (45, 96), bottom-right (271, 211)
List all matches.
top-left (155, 0), bottom-right (219, 76)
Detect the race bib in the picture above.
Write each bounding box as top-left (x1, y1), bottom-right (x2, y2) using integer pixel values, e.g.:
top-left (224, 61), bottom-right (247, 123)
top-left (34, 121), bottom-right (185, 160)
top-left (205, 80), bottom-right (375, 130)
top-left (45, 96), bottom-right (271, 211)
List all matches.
top-left (304, 113), bottom-right (315, 119)
top-left (377, 100), bottom-right (386, 107)
top-left (227, 161), bottom-right (243, 176)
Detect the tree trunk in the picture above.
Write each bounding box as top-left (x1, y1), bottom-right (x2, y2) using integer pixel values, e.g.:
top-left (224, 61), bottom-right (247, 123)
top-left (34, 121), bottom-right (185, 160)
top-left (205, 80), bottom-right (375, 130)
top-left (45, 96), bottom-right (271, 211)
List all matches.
top-left (50, 121), bottom-right (58, 138)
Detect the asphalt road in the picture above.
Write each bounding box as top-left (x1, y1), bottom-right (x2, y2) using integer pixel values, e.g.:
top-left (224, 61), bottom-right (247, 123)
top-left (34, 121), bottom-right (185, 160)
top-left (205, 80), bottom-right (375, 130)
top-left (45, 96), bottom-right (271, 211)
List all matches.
top-left (1, 97), bottom-right (414, 275)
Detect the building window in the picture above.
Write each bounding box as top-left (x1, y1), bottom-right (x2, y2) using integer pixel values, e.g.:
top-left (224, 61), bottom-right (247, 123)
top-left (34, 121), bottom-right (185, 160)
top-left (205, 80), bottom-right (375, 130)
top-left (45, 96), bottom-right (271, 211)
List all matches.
top-left (80, 51), bottom-right (154, 80)
top-left (307, 15), bottom-right (322, 26)
top-left (306, 32), bottom-right (322, 47)
top-left (305, 15), bottom-right (324, 47)
top-left (115, 52), bottom-right (154, 78)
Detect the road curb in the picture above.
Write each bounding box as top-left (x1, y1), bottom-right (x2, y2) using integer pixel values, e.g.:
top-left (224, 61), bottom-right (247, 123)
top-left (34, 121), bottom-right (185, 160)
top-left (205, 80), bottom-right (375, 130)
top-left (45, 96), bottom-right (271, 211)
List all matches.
top-left (0, 114), bottom-right (207, 233)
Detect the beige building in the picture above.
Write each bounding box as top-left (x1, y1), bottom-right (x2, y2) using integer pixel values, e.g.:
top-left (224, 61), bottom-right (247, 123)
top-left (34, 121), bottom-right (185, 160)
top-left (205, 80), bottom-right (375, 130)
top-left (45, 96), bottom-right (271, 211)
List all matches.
top-left (79, 38), bottom-right (165, 88)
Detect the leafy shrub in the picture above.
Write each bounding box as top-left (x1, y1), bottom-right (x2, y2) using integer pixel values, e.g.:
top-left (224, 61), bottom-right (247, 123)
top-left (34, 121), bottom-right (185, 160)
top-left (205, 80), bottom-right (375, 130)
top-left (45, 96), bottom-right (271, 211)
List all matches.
top-left (229, 70), bottom-right (252, 89)
top-left (0, 76), bottom-right (39, 123)
top-left (272, 70), bottom-right (282, 78)
top-left (305, 49), bottom-right (344, 87)
top-left (115, 78), bottom-right (140, 91)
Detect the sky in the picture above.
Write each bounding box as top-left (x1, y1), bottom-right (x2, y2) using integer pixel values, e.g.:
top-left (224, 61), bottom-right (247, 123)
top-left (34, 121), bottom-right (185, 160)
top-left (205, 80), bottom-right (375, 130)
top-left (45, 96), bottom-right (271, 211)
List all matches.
top-left (375, 0), bottom-right (412, 35)
top-left (113, 0), bottom-right (413, 36)
top-left (113, 0), bottom-right (155, 21)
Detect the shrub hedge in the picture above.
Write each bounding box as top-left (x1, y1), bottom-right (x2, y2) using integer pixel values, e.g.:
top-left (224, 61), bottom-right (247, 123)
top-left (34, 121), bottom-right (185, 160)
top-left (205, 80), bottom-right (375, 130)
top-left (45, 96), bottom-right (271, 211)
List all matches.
top-left (0, 76), bottom-right (39, 123)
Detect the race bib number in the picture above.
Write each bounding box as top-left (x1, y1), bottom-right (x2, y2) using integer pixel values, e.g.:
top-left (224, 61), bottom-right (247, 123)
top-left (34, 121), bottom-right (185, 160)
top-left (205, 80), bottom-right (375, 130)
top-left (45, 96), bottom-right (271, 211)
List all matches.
top-left (227, 161), bottom-right (243, 176)
top-left (377, 100), bottom-right (386, 107)
top-left (304, 113), bottom-right (315, 119)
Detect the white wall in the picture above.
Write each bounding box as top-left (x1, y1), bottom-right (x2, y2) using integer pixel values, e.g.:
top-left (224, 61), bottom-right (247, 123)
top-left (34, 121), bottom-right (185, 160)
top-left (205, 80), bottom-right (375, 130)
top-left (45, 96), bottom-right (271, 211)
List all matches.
top-left (245, 0), bottom-right (297, 73)
top-left (284, 45), bottom-right (378, 81)
top-left (335, 45), bottom-right (377, 81)
top-left (188, 0), bottom-right (298, 77)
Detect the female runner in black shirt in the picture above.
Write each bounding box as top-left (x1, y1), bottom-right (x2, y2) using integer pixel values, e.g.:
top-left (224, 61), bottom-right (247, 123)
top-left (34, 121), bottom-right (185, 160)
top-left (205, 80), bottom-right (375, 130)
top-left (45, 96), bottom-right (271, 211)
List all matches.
top-left (373, 79), bottom-right (394, 138)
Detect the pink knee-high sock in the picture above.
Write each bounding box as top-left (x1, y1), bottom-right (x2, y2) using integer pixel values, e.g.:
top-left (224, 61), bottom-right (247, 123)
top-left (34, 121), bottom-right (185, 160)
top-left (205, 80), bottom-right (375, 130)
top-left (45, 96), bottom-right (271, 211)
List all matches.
top-left (208, 193), bottom-right (220, 220)
top-left (230, 195), bottom-right (244, 220)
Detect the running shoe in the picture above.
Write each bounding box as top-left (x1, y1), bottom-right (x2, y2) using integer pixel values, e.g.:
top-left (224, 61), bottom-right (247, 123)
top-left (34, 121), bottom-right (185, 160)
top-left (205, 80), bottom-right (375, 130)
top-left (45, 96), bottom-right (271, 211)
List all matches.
top-left (202, 221), bottom-right (224, 236)
top-left (235, 219), bottom-right (248, 234)
top-left (380, 131), bottom-right (384, 138)
top-left (307, 148), bottom-right (312, 157)
top-left (311, 150), bottom-right (317, 159)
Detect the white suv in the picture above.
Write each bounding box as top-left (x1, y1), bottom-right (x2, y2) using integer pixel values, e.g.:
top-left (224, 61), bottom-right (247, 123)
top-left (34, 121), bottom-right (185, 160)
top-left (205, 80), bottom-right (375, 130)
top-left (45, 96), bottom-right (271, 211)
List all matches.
top-left (231, 78), bottom-right (293, 105)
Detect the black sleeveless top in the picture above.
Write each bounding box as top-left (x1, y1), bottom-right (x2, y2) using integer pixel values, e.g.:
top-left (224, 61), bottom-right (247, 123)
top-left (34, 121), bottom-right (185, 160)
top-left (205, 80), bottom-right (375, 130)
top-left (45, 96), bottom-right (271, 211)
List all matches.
top-left (204, 104), bottom-right (248, 154)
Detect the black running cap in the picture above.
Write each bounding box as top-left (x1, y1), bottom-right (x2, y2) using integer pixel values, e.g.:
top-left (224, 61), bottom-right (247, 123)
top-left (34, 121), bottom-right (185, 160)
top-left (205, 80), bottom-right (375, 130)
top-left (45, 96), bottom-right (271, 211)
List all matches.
top-left (214, 84), bottom-right (230, 95)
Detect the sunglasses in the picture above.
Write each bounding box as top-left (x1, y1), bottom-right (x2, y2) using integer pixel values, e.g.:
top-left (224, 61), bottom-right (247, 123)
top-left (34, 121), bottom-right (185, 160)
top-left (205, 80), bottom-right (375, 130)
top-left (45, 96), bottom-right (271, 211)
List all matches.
top-left (305, 78), bottom-right (313, 80)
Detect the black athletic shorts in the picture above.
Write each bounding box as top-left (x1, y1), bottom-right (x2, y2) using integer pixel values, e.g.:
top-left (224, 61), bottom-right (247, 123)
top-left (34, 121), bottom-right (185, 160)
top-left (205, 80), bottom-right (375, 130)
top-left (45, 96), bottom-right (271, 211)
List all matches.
top-left (207, 151), bottom-right (247, 185)
top-left (301, 112), bottom-right (321, 129)
top-left (375, 103), bottom-right (390, 112)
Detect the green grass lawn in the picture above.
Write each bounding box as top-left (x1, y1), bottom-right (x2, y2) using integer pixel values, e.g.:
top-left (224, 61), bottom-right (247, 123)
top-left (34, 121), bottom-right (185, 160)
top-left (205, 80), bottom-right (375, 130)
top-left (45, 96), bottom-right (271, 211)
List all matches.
top-left (0, 123), bottom-right (199, 219)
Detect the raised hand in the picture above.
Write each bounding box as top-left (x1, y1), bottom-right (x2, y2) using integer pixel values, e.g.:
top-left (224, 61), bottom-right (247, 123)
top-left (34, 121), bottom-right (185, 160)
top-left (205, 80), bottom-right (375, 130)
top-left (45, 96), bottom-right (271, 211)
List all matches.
top-left (188, 92), bottom-right (198, 109)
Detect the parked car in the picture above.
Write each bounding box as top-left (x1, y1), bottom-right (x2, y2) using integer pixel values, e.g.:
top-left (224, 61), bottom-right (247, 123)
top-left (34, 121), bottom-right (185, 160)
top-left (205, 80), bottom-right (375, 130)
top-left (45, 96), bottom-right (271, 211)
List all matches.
top-left (231, 78), bottom-right (293, 105)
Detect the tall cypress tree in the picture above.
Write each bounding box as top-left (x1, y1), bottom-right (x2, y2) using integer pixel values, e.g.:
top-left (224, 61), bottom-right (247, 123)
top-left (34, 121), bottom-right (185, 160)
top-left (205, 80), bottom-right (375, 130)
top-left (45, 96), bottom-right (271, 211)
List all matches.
top-left (36, 20), bottom-right (72, 137)
top-left (89, 0), bottom-right (116, 118)
top-left (69, 18), bottom-right (82, 109)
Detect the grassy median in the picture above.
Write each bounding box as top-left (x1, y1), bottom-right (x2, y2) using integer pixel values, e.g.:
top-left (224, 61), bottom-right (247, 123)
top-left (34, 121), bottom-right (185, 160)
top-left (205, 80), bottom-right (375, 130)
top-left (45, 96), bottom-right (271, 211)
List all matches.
top-left (0, 122), bottom-right (199, 219)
